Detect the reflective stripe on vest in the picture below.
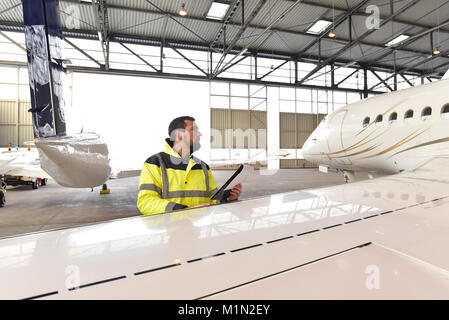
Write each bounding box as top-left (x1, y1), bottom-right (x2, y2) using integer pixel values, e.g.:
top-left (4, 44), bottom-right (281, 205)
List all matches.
top-left (165, 202), bottom-right (178, 211)
top-left (139, 183), bottom-right (162, 196)
top-left (157, 152), bottom-right (211, 199)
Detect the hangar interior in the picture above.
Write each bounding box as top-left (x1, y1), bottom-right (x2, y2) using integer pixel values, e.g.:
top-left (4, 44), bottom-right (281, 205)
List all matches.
top-left (0, 0), bottom-right (448, 237)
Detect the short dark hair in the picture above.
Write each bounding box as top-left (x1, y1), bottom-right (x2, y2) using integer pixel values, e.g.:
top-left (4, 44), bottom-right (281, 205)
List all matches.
top-left (168, 116), bottom-right (195, 139)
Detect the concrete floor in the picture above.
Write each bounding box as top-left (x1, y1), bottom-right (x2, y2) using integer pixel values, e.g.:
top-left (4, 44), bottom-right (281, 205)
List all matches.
top-left (0, 168), bottom-right (349, 239)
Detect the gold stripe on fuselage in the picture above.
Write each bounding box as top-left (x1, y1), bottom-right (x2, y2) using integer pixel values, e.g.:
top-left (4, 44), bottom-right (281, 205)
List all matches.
top-left (332, 144), bottom-right (380, 159)
top-left (359, 128), bottom-right (428, 159)
top-left (388, 136), bottom-right (449, 158)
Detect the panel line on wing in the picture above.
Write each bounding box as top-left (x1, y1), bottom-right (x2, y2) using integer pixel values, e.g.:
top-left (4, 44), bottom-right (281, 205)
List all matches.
top-left (134, 263), bottom-right (181, 276)
top-left (23, 291), bottom-right (59, 300)
top-left (297, 229), bottom-right (320, 236)
top-left (266, 236), bottom-right (294, 244)
top-left (322, 224), bottom-right (342, 230)
top-left (195, 242), bottom-right (372, 300)
top-left (230, 243), bottom-right (263, 252)
top-left (187, 252), bottom-right (226, 263)
top-left (363, 214), bottom-right (379, 219)
top-left (68, 275), bottom-right (127, 291)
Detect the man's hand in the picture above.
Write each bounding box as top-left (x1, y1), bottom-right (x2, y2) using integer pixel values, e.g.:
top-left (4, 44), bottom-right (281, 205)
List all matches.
top-left (227, 184), bottom-right (242, 201)
top-left (190, 202), bottom-right (214, 208)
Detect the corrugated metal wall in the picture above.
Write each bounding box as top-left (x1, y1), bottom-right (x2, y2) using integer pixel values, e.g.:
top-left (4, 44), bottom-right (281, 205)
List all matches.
top-left (280, 112), bottom-right (326, 168)
top-left (211, 108), bottom-right (267, 149)
top-left (0, 100), bottom-right (33, 146)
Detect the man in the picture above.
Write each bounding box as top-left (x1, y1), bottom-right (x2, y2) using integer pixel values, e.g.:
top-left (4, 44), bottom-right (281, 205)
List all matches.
top-left (137, 116), bottom-right (242, 216)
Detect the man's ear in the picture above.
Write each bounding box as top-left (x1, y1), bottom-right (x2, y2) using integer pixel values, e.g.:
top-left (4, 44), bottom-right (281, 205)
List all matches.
top-left (176, 129), bottom-right (184, 141)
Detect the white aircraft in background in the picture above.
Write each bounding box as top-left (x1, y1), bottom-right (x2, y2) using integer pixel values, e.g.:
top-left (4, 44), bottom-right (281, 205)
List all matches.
top-left (0, 146), bottom-right (50, 182)
top-left (0, 146), bottom-right (51, 207)
top-left (303, 70), bottom-right (449, 182)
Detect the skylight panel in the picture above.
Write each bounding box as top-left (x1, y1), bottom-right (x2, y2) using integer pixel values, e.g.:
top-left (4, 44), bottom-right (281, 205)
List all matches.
top-left (206, 2), bottom-right (230, 20)
top-left (306, 20), bottom-right (332, 35)
top-left (385, 35), bottom-right (410, 47)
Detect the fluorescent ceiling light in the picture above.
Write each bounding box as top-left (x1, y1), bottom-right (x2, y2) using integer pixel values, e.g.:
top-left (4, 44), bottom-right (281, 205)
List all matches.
top-left (306, 20), bottom-right (332, 35)
top-left (207, 2), bottom-right (230, 20)
top-left (385, 34), bottom-right (410, 47)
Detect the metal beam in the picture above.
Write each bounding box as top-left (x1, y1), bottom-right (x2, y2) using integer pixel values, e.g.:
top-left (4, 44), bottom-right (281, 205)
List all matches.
top-left (0, 25), bottom-right (439, 81)
top-left (215, 55), bottom-right (249, 77)
top-left (51, 0), bottom-right (445, 69)
top-left (213, 0), bottom-right (268, 77)
top-left (215, 0), bottom-right (310, 77)
top-left (297, 0), bottom-right (420, 85)
top-left (0, 2), bottom-right (437, 70)
top-left (92, 0), bottom-right (110, 70)
top-left (67, 64), bottom-right (387, 95)
top-left (257, 60), bottom-right (289, 81)
top-left (0, 3), bottom-right (21, 17)
top-left (119, 42), bottom-right (159, 72)
top-left (297, 0), bottom-right (449, 36)
top-left (294, 0), bottom-right (371, 60)
top-left (210, 0), bottom-right (241, 48)
top-left (400, 74), bottom-right (414, 87)
top-left (94, 0), bottom-right (435, 61)
top-left (335, 68), bottom-right (359, 87)
top-left (143, 0), bottom-right (210, 44)
top-left (370, 69), bottom-right (394, 92)
top-left (64, 37), bottom-right (102, 67)
top-left (424, 60), bottom-right (449, 76)
top-left (369, 50), bottom-right (449, 90)
top-left (367, 16), bottom-right (449, 66)
top-left (104, 32), bottom-right (439, 78)
top-left (168, 45), bottom-right (208, 76)
top-left (0, 30), bottom-right (26, 52)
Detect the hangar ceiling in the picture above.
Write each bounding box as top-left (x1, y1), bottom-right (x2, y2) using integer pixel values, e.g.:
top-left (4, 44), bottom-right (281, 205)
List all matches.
top-left (0, 0), bottom-right (448, 94)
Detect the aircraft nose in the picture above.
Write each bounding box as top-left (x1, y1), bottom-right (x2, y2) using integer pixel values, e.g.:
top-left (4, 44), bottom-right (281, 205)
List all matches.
top-left (302, 136), bottom-right (315, 161)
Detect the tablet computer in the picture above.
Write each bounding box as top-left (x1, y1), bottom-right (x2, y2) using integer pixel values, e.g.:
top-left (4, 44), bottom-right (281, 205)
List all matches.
top-left (210, 164), bottom-right (244, 200)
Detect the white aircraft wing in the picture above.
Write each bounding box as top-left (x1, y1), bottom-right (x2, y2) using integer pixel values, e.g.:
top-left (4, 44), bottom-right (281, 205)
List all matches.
top-left (1, 167), bottom-right (51, 179)
top-left (1, 157), bottom-right (449, 299)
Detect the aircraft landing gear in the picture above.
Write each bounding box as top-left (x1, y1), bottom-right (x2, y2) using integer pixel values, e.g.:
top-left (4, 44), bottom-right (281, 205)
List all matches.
top-left (343, 170), bottom-right (356, 183)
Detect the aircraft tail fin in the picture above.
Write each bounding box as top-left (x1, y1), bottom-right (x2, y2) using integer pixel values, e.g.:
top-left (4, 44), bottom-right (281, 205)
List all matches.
top-left (23, 0), bottom-right (66, 138)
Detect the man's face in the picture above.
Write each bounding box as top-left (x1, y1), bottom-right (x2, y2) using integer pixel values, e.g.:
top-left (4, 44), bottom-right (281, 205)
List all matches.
top-left (183, 120), bottom-right (202, 152)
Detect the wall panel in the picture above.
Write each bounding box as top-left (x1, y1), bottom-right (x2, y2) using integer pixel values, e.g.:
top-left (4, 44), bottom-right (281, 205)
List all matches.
top-left (211, 108), bottom-right (267, 149)
top-left (0, 100), bottom-right (32, 146)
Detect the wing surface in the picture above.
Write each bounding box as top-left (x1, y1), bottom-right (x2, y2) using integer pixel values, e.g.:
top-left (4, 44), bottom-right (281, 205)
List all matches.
top-left (1, 157), bottom-right (449, 299)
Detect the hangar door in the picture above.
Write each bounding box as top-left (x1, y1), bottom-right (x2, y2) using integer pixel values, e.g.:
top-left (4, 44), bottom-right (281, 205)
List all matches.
top-left (280, 112), bottom-right (326, 168)
top-left (211, 109), bottom-right (267, 148)
top-left (0, 100), bottom-right (33, 147)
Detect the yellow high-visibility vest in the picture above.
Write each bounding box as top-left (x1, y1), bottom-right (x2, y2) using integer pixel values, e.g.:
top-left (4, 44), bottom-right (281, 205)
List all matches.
top-left (137, 139), bottom-right (220, 216)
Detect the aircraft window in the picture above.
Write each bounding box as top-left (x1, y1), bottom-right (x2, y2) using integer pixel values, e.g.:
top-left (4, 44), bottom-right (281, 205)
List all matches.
top-left (421, 107), bottom-right (432, 121)
top-left (389, 112), bottom-right (397, 122)
top-left (375, 114), bottom-right (383, 123)
top-left (441, 103), bottom-right (449, 114)
top-left (404, 109), bottom-right (414, 119)
top-left (362, 117), bottom-right (370, 127)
